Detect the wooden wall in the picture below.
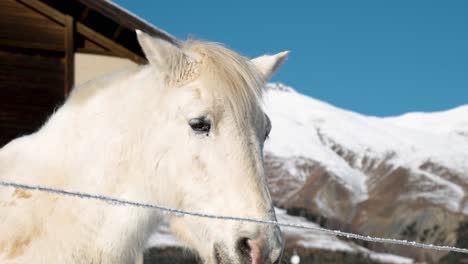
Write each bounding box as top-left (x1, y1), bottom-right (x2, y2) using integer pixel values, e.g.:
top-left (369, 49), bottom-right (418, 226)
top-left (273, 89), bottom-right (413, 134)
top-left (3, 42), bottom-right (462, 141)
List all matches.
top-left (0, 0), bottom-right (72, 146)
top-left (0, 0), bottom-right (154, 147)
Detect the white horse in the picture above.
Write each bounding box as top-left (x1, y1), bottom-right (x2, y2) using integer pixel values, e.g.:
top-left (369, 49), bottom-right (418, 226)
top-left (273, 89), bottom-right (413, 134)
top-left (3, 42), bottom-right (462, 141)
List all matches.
top-left (0, 30), bottom-right (289, 263)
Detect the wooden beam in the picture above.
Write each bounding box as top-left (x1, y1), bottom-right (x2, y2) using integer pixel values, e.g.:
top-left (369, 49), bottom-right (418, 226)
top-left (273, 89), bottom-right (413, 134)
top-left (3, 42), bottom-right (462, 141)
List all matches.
top-left (18, 0), bottom-right (66, 25)
top-left (18, 0), bottom-right (147, 64)
top-left (112, 25), bottom-right (123, 40)
top-left (76, 37), bottom-right (114, 56)
top-left (80, 7), bottom-right (90, 21)
top-left (76, 47), bottom-right (114, 57)
top-left (64, 15), bottom-right (74, 97)
top-left (75, 0), bottom-right (177, 45)
top-left (0, 39), bottom-right (65, 52)
top-left (76, 22), bottom-right (146, 64)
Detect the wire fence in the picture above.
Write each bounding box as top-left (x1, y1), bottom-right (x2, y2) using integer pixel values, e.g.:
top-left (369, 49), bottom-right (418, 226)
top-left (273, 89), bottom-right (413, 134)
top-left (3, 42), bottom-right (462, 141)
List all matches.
top-left (1, 180), bottom-right (467, 255)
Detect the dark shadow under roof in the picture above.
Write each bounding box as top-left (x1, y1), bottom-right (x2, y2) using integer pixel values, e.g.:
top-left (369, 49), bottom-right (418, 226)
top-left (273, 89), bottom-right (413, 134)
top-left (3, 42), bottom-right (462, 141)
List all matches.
top-left (30, 0), bottom-right (178, 63)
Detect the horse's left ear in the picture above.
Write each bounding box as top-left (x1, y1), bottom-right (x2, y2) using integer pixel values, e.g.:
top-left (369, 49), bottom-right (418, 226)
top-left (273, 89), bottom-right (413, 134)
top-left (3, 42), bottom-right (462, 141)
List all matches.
top-left (135, 29), bottom-right (183, 72)
top-left (251, 51), bottom-right (289, 81)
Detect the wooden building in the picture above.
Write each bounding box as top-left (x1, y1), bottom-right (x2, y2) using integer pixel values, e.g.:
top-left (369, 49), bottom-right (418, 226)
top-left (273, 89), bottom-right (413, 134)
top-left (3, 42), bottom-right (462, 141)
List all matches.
top-left (0, 0), bottom-right (175, 146)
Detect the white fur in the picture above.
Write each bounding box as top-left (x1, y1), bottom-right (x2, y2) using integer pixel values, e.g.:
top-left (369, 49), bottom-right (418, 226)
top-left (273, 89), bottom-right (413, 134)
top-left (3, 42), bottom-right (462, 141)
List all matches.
top-left (0, 31), bottom-right (288, 263)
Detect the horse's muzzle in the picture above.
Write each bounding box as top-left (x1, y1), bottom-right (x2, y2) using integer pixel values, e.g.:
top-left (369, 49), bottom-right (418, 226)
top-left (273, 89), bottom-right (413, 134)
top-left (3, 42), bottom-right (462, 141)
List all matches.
top-left (235, 235), bottom-right (283, 264)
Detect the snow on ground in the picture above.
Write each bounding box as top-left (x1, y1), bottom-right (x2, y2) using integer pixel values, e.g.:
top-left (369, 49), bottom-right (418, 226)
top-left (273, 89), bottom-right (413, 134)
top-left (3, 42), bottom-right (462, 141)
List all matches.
top-left (275, 209), bottom-right (414, 263)
top-left (146, 216), bottom-right (186, 248)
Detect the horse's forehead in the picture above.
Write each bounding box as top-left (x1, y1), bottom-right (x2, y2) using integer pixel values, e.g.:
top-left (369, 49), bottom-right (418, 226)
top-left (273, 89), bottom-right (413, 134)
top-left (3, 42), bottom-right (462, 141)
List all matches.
top-left (177, 81), bottom-right (219, 106)
top-left (175, 80), bottom-right (265, 128)
top-left (174, 82), bottom-right (207, 105)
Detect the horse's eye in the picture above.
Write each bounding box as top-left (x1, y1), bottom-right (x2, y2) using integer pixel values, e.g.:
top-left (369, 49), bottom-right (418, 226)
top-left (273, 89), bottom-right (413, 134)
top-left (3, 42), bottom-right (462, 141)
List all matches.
top-left (265, 115), bottom-right (272, 140)
top-left (189, 118), bottom-right (211, 134)
top-left (265, 129), bottom-right (270, 140)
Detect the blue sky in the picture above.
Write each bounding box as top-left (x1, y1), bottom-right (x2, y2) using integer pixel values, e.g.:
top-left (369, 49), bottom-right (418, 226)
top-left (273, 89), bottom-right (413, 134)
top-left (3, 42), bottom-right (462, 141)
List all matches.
top-left (114, 0), bottom-right (468, 116)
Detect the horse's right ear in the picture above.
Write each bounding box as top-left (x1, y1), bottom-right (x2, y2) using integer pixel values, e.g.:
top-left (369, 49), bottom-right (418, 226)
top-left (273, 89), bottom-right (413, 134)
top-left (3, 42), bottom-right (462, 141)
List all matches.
top-left (251, 51), bottom-right (289, 82)
top-left (136, 30), bottom-right (183, 71)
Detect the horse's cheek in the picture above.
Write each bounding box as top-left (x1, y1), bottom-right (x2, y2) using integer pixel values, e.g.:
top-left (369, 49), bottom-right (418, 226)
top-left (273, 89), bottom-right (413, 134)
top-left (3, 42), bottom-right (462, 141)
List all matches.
top-left (191, 155), bottom-right (209, 182)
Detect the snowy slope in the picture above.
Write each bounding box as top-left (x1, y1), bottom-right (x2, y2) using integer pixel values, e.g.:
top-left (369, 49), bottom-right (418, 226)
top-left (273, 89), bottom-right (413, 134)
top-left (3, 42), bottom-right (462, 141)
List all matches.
top-left (384, 105), bottom-right (468, 136)
top-left (264, 83), bottom-right (468, 177)
top-left (263, 83), bottom-right (468, 214)
top-left (275, 209), bottom-right (414, 264)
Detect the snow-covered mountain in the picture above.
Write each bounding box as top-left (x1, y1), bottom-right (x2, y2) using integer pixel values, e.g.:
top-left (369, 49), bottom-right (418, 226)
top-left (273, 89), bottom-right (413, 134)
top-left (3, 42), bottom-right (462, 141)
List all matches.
top-left (145, 83), bottom-right (468, 263)
top-left (263, 83), bottom-right (468, 263)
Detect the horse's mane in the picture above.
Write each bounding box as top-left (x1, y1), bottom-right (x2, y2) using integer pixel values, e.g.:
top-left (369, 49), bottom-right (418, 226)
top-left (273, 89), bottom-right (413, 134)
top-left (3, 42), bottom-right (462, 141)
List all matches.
top-left (69, 40), bottom-right (265, 125)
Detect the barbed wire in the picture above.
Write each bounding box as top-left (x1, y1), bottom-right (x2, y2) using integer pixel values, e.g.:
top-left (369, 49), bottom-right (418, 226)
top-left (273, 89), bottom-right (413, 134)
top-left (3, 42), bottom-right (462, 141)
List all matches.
top-left (1, 180), bottom-right (467, 255)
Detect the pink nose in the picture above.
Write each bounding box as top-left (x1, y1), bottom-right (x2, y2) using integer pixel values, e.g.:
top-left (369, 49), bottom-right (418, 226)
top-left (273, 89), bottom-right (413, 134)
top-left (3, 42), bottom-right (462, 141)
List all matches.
top-left (238, 236), bottom-right (282, 264)
top-left (246, 238), bottom-right (267, 264)
top-left (236, 224), bottom-right (283, 264)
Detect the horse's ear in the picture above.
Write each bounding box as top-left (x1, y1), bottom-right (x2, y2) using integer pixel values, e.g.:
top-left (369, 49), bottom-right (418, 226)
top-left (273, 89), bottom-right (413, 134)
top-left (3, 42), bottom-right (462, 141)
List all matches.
top-left (136, 30), bottom-right (183, 70)
top-left (251, 51), bottom-right (289, 81)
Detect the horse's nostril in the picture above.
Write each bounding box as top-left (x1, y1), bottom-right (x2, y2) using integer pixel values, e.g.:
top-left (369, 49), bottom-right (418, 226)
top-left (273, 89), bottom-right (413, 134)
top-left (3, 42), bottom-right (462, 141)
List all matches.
top-left (237, 237), bottom-right (272, 264)
top-left (237, 237), bottom-right (252, 262)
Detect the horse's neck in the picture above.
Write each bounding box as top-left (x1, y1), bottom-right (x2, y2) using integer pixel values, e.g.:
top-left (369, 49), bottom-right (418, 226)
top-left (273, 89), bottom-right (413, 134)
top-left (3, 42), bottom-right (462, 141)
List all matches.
top-left (34, 66), bottom-right (156, 183)
top-left (0, 66), bottom-right (164, 261)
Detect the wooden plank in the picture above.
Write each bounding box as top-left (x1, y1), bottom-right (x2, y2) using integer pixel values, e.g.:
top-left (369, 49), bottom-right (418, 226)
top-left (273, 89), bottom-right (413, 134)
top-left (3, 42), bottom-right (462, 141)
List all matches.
top-left (17, 0), bottom-right (66, 25)
top-left (76, 0), bottom-right (176, 44)
top-left (0, 50), bottom-right (63, 69)
top-left (76, 22), bottom-right (146, 64)
top-left (0, 0), bottom-right (65, 51)
top-left (0, 49), bottom-right (64, 146)
top-left (76, 37), bottom-right (114, 56)
top-left (0, 0), bottom-right (68, 146)
top-left (80, 6), bottom-right (90, 20)
top-left (112, 25), bottom-right (123, 40)
top-left (64, 15), bottom-right (74, 97)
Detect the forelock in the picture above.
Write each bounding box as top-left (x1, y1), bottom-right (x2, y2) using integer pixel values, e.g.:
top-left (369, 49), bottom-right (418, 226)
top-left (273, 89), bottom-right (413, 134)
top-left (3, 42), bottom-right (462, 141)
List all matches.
top-left (183, 41), bottom-right (265, 126)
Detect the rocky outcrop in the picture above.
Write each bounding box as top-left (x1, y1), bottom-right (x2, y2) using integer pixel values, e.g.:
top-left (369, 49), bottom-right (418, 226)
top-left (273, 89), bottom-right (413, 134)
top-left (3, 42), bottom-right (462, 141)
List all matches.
top-left (264, 146), bottom-right (467, 263)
